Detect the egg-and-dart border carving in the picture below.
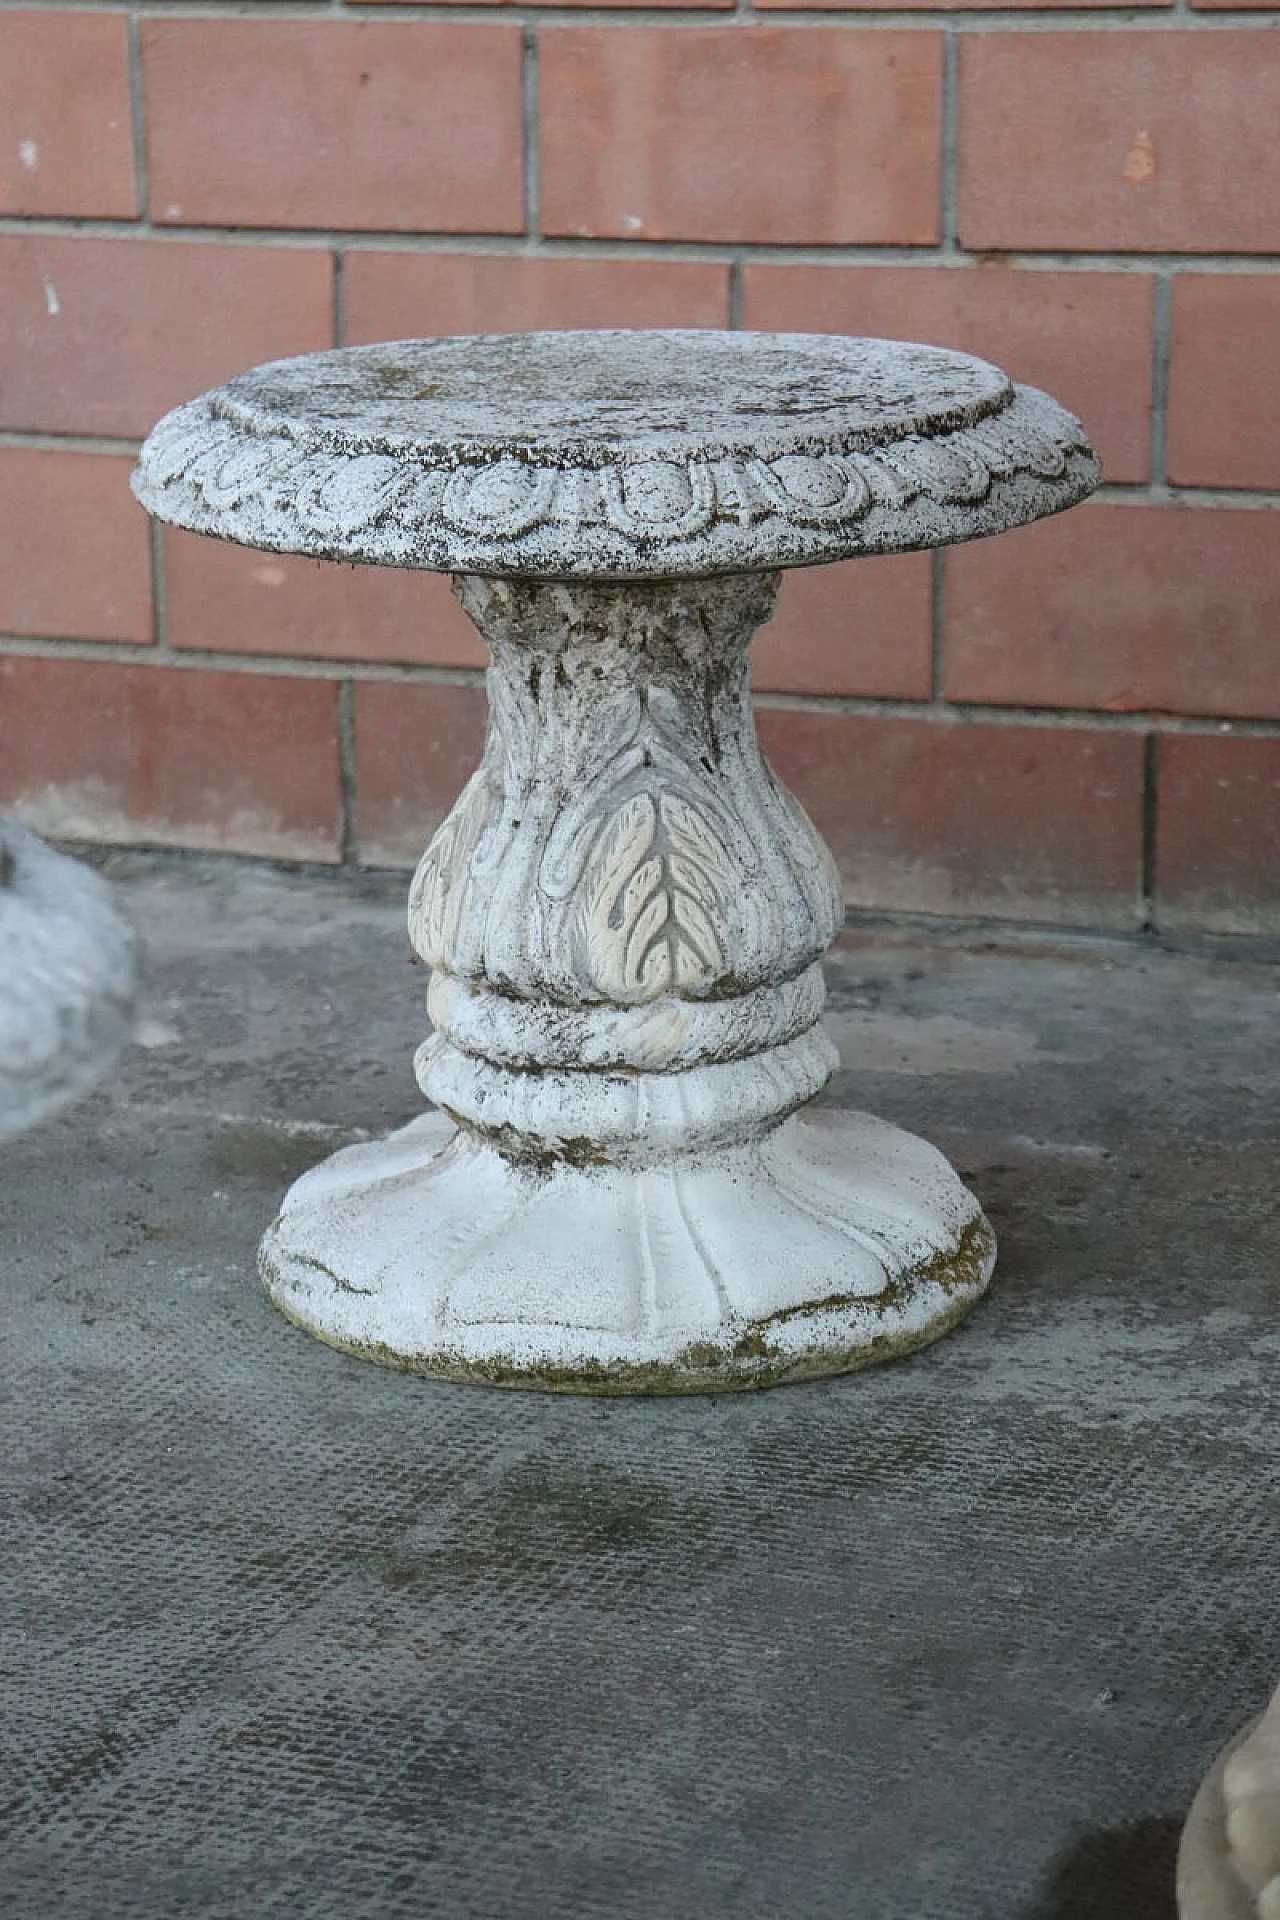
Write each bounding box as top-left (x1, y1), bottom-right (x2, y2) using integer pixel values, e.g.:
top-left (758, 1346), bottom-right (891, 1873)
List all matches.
top-left (133, 385), bottom-right (1097, 565)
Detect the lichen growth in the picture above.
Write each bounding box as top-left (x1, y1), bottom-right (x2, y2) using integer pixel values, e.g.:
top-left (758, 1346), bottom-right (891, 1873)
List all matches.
top-left (448, 1116), bottom-right (614, 1174)
top-left (262, 1210), bottom-right (996, 1397)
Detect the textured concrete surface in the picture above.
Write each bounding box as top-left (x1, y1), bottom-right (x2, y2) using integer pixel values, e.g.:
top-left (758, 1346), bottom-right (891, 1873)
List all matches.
top-left (2, 852), bottom-right (1277, 1920)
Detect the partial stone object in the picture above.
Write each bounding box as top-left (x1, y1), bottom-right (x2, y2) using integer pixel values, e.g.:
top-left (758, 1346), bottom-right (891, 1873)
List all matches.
top-left (133, 329), bottom-right (1099, 1391)
top-left (0, 820), bottom-right (136, 1142)
top-left (1180, 1683), bottom-right (1280, 1920)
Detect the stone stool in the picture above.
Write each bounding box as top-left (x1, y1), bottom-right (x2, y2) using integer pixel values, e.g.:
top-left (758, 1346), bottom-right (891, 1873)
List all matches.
top-left (133, 330), bottom-right (1098, 1391)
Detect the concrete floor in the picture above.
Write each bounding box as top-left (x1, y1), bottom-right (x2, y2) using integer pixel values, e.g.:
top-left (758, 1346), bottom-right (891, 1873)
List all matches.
top-left (3, 852), bottom-right (1277, 1920)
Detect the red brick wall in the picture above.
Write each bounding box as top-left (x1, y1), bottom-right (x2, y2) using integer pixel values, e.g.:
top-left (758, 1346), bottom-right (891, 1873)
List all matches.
top-left (1, 5), bottom-right (1277, 935)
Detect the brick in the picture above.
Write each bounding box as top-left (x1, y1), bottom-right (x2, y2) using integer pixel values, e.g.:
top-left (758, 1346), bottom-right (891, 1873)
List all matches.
top-left (958, 34), bottom-right (1280, 254)
top-left (755, 709), bottom-right (1143, 926)
top-left (945, 506), bottom-right (1280, 724)
top-left (0, 657), bottom-right (341, 861)
top-left (1167, 276), bottom-right (1280, 490)
top-left (1156, 734), bottom-right (1280, 936)
top-left (0, 236), bottom-right (332, 439)
top-left (762, 0), bottom-right (1165, 10)
top-left (143, 21), bottom-right (524, 233)
top-left (0, 451), bottom-right (151, 646)
top-left (743, 263), bottom-right (1152, 485)
top-left (164, 535), bottom-right (485, 669)
top-left (354, 682), bottom-right (488, 868)
top-left (0, 11), bottom-right (136, 218)
top-left (752, 558), bottom-right (932, 701)
top-left (344, 252), bottom-right (730, 343)
top-left (352, 0), bottom-right (725, 10)
top-left (541, 28), bottom-right (941, 246)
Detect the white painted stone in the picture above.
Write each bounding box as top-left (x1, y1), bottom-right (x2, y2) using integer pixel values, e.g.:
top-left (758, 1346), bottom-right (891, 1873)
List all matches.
top-left (260, 1109), bottom-right (992, 1388)
top-left (131, 329), bottom-right (1101, 1390)
top-left (0, 819), bottom-right (136, 1142)
top-left (266, 565), bottom-right (995, 1388)
top-left (1180, 1682), bottom-right (1280, 1920)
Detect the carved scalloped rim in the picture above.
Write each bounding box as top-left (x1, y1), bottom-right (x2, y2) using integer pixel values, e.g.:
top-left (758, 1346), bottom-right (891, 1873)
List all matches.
top-left (132, 382), bottom-right (1100, 575)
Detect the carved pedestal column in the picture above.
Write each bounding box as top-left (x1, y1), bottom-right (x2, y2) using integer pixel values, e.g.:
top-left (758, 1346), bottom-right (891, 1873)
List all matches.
top-left (133, 328), bottom-right (1099, 1389)
top-left (253, 570), bottom-right (992, 1386)
top-left (412, 573), bottom-right (841, 1152)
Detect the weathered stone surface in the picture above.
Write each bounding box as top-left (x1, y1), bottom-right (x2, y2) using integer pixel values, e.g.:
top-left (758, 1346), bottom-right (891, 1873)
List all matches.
top-left (131, 328), bottom-right (1099, 1388)
top-left (260, 569), bottom-right (994, 1387)
top-left (131, 330), bottom-right (1099, 579)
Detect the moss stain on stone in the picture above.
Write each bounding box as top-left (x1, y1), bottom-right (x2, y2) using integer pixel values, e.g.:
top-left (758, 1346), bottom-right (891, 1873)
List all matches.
top-left (261, 1210), bottom-right (995, 1397)
top-left (453, 1118), bottom-right (614, 1174)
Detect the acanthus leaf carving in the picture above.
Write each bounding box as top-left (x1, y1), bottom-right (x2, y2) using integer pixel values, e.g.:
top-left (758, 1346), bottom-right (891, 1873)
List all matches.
top-left (405, 574), bottom-right (839, 1008)
top-left (573, 789), bottom-right (730, 1004)
top-left (408, 765), bottom-right (502, 973)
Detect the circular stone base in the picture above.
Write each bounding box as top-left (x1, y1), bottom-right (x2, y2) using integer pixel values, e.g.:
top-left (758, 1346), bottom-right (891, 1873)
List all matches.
top-left (258, 1108), bottom-right (995, 1393)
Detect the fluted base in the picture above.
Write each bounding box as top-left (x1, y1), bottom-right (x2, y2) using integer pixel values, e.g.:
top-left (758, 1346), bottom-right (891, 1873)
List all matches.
top-left (258, 1107), bottom-right (995, 1393)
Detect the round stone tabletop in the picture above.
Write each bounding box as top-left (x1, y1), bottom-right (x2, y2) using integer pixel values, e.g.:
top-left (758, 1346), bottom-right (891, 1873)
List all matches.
top-left (133, 330), bottom-right (1100, 579)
